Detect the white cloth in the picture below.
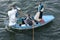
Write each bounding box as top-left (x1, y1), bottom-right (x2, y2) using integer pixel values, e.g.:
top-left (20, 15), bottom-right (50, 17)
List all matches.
top-left (16, 6), bottom-right (21, 10)
top-left (8, 8), bottom-right (18, 26)
top-left (41, 8), bottom-right (44, 12)
top-left (34, 12), bottom-right (41, 21)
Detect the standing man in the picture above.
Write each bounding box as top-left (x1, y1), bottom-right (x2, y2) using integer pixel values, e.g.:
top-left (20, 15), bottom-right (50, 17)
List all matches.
top-left (8, 3), bottom-right (21, 27)
top-left (38, 2), bottom-right (44, 20)
top-left (34, 1), bottom-right (44, 23)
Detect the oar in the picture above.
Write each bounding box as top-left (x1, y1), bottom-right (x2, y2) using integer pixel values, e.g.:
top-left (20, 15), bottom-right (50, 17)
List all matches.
top-left (18, 8), bottom-right (35, 40)
top-left (32, 25), bottom-right (34, 40)
top-left (18, 9), bottom-right (27, 17)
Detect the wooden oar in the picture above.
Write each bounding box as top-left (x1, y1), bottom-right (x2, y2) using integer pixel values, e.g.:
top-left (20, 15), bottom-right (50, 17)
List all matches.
top-left (18, 9), bottom-right (26, 17)
top-left (32, 25), bottom-right (34, 40)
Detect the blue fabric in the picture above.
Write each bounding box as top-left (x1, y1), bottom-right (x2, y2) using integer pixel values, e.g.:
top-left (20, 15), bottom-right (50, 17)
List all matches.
top-left (12, 24), bottom-right (20, 28)
top-left (15, 8), bottom-right (19, 17)
top-left (16, 13), bottom-right (18, 17)
top-left (38, 4), bottom-right (43, 12)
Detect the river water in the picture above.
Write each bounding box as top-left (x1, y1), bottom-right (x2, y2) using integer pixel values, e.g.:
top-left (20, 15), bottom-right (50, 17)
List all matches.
top-left (0, 0), bottom-right (60, 40)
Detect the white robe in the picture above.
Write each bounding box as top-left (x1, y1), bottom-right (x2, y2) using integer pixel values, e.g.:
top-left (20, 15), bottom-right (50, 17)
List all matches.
top-left (8, 8), bottom-right (17, 26)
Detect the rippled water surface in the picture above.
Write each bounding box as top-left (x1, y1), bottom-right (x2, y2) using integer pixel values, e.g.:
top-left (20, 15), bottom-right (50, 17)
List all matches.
top-left (0, 0), bottom-right (60, 40)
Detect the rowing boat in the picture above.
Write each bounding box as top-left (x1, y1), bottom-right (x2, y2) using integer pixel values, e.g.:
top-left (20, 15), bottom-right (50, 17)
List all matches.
top-left (4, 15), bottom-right (55, 31)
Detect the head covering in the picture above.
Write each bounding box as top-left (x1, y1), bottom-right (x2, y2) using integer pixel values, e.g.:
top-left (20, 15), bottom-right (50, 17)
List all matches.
top-left (10, 2), bottom-right (16, 7)
top-left (8, 2), bottom-right (21, 11)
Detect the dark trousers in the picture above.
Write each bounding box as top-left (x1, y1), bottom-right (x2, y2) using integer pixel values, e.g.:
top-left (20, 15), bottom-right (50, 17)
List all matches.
top-left (39, 11), bottom-right (43, 19)
top-left (22, 18), bottom-right (25, 24)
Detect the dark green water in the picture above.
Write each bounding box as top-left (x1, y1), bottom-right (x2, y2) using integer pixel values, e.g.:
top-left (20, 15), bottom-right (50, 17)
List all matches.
top-left (0, 0), bottom-right (60, 40)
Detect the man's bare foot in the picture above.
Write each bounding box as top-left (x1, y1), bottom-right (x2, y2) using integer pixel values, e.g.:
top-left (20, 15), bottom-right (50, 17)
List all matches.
top-left (40, 19), bottom-right (45, 24)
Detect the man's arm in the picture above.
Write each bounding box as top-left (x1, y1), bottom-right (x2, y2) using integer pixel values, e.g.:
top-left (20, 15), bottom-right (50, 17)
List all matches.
top-left (16, 6), bottom-right (21, 10)
top-left (41, 8), bottom-right (44, 12)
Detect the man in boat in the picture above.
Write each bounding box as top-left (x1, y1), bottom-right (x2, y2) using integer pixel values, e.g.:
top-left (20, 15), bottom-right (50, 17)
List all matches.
top-left (24, 14), bottom-right (36, 26)
top-left (34, 1), bottom-right (44, 23)
top-left (8, 3), bottom-right (21, 28)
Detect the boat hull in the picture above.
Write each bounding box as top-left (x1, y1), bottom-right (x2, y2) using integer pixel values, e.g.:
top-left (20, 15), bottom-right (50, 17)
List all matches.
top-left (5, 15), bottom-right (55, 31)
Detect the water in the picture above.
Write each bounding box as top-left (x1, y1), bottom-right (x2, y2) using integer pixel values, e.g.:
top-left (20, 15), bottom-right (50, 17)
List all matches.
top-left (0, 0), bottom-right (60, 40)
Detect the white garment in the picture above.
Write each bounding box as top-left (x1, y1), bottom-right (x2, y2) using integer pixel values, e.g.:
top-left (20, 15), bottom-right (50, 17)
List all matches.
top-left (8, 7), bottom-right (21, 26)
top-left (41, 8), bottom-right (44, 12)
top-left (8, 8), bottom-right (17, 26)
top-left (16, 6), bottom-right (21, 10)
top-left (34, 12), bottom-right (41, 21)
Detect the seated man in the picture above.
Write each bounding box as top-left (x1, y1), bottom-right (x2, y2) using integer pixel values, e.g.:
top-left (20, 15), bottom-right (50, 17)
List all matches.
top-left (24, 14), bottom-right (36, 26)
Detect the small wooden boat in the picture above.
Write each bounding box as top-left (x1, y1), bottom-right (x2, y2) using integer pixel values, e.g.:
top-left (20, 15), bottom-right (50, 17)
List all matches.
top-left (5, 15), bottom-right (55, 31)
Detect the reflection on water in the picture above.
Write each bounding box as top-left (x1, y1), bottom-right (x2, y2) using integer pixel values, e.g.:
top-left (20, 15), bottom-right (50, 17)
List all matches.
top-left (0, 0), bottom-right (60, 40)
